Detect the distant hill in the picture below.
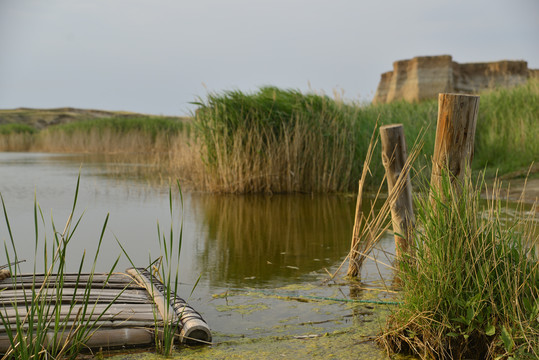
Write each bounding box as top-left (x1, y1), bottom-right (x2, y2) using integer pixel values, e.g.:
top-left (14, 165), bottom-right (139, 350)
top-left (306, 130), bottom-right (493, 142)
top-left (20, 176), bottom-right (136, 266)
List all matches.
top-left (0, 107), bottom-right (190, 130)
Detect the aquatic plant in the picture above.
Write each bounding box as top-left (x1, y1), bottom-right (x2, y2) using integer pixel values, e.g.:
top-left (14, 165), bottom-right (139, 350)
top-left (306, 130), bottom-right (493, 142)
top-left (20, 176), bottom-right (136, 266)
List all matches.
top-left (118, 181), bottom-right (203, 356)
top-left (152, 181), bottom-right (187, 355)
top-left (191, 86), bottom-right (375, 193)
top-left (0, 175), bottom-right (124, 360)
top-left (381, 170), bottom-right (539, 359)
top-left (1, 79), bottom-right (537, 192)
top-left (35, 116), bottom-right (189, 154)
top-left (0, 124), bottom-right (36, 151)
top-left (474, 78), bottom-right (539, 175)
top-left (0, 124), bottom-right (37, 135)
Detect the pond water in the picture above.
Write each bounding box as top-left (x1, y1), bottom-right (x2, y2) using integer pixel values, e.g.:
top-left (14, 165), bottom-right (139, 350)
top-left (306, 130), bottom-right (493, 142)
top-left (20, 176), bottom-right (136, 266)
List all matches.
top-left (0, 152), bottom-right (399, 358)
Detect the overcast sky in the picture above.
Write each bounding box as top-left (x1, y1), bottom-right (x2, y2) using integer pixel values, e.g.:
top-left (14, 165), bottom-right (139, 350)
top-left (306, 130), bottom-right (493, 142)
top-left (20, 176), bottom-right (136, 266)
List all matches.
top-left (1, 0), bottom-right (538, 116)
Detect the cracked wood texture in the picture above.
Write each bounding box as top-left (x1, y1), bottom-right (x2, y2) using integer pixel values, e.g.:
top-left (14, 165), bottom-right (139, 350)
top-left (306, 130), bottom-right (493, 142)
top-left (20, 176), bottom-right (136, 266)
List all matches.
top-left (430, 93), bottom-right (479, 197)
top-left (380, 124), bottom-right (415, 260)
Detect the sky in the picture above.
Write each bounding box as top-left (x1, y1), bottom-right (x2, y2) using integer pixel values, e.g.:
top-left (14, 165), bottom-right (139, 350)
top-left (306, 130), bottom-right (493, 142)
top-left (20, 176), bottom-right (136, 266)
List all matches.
top-left (1, 0), bottom-right (538, 116)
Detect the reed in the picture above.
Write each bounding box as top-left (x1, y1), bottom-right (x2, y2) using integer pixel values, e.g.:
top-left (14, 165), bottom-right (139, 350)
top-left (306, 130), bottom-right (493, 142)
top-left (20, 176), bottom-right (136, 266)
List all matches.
top-left (474, 78), bottom-right (539, 175)
top-left (0, 175), bottom-right (124, 360)
top-left (34, 117), bottom-right (188, 155)
top-left (191, 87), bottom-right (374, 193)
top-left (152, 181), bottom-right (186, 355)
top-left (0, 124), bottom-right (36, 151)
top-left (380, 170), bottom-right (539, 359)
top-left (117, 181), bottom-right (196, 356)
top-left (1, 79), bottom-right (536, 193)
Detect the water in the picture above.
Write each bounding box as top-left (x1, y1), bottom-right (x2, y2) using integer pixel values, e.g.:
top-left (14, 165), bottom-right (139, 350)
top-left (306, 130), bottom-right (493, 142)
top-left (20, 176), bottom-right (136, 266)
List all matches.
top-left (0, 152), bottom-right (398, 357)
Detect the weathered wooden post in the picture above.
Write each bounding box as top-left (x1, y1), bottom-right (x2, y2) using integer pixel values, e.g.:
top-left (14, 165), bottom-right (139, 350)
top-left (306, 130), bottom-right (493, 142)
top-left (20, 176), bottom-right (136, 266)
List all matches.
top-left (380, 124), bottom-right (415, 259)
top-left (430, 93), bottom-right (480, 196)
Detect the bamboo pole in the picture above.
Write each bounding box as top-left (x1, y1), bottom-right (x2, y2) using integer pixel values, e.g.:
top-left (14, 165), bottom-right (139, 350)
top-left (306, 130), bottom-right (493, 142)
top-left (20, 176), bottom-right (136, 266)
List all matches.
top-left (127, 268), bottom-right (212, 345)
top-left (0, 328), bottom-right (154, 353)
top-left (430, 93), bottom-right (480, 197)
top-left (380, 124), bottom-right (415, 259)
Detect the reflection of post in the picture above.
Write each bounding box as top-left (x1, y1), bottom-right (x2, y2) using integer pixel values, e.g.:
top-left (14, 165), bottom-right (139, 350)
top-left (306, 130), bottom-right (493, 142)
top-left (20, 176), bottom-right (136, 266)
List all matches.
top-left (380, 124), bottom-right (415, 260)
top-left (430, 93), bottom-right (480, 198)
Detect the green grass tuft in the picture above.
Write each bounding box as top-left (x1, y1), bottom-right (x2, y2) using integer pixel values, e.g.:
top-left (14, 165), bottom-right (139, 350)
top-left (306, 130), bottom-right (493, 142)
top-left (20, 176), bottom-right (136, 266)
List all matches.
top-left (0, 124), bottom-right (37, 135)
top-left (381, 171), bottom-right (539, 359)
top-left (44, 116), bottom-right (188, 140)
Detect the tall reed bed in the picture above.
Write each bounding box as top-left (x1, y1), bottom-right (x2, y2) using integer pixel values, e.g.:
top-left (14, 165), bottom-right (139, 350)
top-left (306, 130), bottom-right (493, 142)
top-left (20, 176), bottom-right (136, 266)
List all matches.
top-left (0, 124), bottom-right (36, 151)
top-left (474, 78), bottom-right (539, 175)
top-left (0, 116), bottom-right (188, 154)
top-left (35, 116), bottom-right (188, 154)
top-left (191, 87), bottom-right (375, 193)
top-left (189, 80), bottom-right (538, 193)
top-left (1, 79), bottom-right (537, 193)
top-left (381, 171), bottom-right (539, 359)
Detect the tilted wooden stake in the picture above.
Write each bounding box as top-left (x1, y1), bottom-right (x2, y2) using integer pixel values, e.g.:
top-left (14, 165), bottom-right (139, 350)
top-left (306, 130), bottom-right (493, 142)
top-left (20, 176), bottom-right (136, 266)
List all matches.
top-left (380, 124), bottom-right (415, 260)
top-left (430, 93), bottom-right (480, 197)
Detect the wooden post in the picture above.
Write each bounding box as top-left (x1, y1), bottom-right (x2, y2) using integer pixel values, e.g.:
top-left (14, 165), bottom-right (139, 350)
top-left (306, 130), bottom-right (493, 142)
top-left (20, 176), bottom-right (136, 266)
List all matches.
top-left (380, 124), bottom-right (415, 259)
top-left (430, 93), bottom-right (480, 196)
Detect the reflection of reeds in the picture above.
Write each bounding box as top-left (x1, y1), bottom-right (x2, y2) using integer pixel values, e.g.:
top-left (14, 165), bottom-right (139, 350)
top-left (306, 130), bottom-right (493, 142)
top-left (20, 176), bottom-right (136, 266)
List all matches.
top-left (192, 194), bottom-right (357, 285)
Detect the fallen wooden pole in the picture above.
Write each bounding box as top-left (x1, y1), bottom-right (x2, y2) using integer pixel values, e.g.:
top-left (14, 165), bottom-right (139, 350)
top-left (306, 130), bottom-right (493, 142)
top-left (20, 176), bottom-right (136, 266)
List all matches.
top-left (380, 124), bottom-right (415, 260)
top-left (430, 93), bottom-right (480, 198)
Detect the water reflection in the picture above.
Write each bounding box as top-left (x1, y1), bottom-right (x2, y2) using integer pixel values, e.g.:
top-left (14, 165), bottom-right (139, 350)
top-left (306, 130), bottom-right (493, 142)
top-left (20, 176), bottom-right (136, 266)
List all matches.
top-left (192, 194), bottom-right (356, 287)
top-left (0, 152), bottom-right (398, 344)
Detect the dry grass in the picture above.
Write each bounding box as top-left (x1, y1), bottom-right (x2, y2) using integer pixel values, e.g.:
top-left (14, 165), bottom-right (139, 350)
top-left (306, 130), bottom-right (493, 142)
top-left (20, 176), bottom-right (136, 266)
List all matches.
top-left (0, 133), bottom-right (34, 151)
top-left (33, 128), bottom-right (175, 154)
top-left (186, 121), bottom-right (360, 193)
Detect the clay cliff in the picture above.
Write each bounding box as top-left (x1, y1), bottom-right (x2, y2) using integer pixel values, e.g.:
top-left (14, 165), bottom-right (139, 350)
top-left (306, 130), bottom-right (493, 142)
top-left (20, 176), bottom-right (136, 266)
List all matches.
top-left (373, 55), bottom-right (537, 104)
